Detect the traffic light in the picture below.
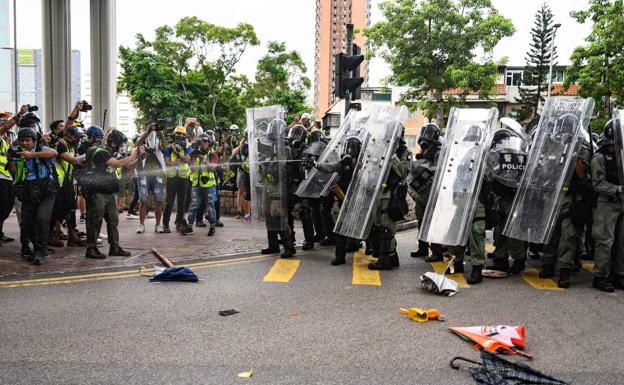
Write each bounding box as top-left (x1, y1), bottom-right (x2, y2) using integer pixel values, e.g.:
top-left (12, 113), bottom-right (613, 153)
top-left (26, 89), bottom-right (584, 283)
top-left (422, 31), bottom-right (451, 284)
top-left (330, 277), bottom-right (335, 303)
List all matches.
top-left (334, 49), bottom-right (364, 99)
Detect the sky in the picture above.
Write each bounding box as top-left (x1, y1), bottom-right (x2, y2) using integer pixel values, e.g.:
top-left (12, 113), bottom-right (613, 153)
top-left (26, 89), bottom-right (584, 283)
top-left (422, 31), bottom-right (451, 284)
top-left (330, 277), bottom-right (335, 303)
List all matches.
top-left (10, 0), bottom-right (594, 92)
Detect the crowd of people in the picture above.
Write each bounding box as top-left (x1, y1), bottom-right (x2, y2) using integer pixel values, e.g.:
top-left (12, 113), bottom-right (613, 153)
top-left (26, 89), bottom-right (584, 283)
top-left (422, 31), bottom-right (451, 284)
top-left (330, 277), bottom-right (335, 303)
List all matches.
top-left (1, 99), bottom-right (622, 295)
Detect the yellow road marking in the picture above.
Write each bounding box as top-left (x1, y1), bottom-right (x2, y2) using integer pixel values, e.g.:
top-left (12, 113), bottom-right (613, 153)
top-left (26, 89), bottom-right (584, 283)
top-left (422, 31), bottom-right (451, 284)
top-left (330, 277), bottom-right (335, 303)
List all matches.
top-left (581, 261), bottom-right (594, 273)
top-left (429, 261), bottom-right (470, 288)
top-left (0, 255), bottom-right (272, 289)
top-left (521, 265), bottom-right (564, 291)
top-left (262, 259), bottom-right (301, 283)
top-left (352, 251), bottom-right (381, 286)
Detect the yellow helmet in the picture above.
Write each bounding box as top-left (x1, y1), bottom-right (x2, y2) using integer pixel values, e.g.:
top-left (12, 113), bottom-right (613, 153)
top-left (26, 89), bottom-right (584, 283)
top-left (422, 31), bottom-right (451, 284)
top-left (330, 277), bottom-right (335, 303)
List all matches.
top-left (174, 126), bottom-right (186, 135)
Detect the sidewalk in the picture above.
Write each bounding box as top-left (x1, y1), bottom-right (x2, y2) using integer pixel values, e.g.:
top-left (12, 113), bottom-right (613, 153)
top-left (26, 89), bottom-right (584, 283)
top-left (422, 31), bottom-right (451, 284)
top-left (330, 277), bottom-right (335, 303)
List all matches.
top-left (0, 212), bottom-right (299, 279)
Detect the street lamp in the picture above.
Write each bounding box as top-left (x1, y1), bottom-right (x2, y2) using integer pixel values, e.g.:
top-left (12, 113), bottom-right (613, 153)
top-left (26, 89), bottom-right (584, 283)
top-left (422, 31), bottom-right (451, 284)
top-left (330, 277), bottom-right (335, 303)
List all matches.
top-left (546, 23), bottom-right (562, 99)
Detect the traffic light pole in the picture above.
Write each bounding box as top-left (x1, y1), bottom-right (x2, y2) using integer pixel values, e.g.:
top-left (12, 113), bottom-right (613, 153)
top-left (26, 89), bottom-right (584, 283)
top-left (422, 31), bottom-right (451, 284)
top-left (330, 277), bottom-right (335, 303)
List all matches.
top-left (344, 24), bottom-right (354, 117)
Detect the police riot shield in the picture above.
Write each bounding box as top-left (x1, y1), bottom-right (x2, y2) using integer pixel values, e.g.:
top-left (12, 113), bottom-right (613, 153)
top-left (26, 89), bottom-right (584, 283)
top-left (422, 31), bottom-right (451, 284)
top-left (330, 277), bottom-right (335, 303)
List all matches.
top-left (295, 109), bottom-right (370, 198)
top-left (333, 105), bottom-right (409, 240)
top-left (614, 109), bottom-right (624, 184)
top-left (487, 128), bottom-right (529, 189)
top-left (503, 97), bottom-right (595, 244)
top-left (247, 106), bottom-right (288, 231)
top-left (418, 108), bottom-right (499, 246)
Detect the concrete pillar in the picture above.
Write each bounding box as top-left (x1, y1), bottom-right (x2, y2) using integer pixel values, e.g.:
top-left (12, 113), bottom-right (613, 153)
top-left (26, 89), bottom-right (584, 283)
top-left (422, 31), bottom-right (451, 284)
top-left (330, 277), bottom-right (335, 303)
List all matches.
top-left (42, 0), bottom-right (72, 126)
top-left (90, 0), bottom-right (116, 129)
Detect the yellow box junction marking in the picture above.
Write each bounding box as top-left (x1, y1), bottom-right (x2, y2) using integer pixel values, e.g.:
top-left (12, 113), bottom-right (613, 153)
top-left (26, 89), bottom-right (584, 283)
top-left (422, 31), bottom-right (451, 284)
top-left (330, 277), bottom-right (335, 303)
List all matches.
top-left (262, 259), bottom-right (301, 283)
top-left (429, 261), bottom-right (470, 289)
top-left (521, 265), bottom-right (563, 291)
top-left (581, 261), bottom-right (594, 273)
top-left (352, 251), bottom-right (381, 286)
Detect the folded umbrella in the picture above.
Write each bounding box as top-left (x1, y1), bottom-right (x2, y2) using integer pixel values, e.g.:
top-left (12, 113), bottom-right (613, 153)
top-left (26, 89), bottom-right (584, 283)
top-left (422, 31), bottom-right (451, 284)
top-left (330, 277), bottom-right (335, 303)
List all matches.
top-left (449, 325), bottom-right (531, 359)
top-left (150, 266), bottom-right (199, 282)
top-left (451, 350), bottom-right (568, 385)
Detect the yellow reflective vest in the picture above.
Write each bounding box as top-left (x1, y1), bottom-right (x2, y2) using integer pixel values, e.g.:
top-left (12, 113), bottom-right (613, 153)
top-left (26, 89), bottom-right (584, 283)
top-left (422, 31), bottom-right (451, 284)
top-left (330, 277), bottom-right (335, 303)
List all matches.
top-left (54, 139), bottom-right (74, 188)
top-left (0, 138), bottom-right (10, 178)
top-left (190, 151), bottom-right (216, 188)
top-left (166, 144), bottom-right (191, 179)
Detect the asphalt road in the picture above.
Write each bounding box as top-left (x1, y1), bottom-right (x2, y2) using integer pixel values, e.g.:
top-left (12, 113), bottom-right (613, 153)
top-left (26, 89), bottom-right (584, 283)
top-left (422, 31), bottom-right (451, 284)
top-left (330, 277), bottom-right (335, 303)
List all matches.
top-left (1, 230), bottom-right (623, 385)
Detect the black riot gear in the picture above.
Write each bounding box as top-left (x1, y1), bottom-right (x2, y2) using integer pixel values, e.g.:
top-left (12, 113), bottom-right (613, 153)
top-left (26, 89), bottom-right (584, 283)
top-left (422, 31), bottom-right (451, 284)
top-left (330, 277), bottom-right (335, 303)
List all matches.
top-left (418, 123), bottom-right (441, 149)
top-left (308, 130), bottom-right (327, 144)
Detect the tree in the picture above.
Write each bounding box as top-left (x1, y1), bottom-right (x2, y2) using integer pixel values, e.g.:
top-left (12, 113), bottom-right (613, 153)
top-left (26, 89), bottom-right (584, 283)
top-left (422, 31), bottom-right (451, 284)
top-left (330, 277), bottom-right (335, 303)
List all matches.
top-left (514, 3), bottom-right (558, 123)
top-left (118, 17), bottom-right (259, 128)
top-left (565, 0), bottom-right (624, 130)
top-left (251, 41), bottom-right (311, 121)
top-left (366, 0), bottom-right (514, 124)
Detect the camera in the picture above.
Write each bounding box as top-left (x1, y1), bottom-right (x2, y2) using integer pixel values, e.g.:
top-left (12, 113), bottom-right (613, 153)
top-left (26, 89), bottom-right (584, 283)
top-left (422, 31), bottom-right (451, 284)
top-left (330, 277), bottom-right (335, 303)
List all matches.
top-left (200, 175), bottom-right (211, 184)
top-left (80, 100), bottom-right (92, 112)
top-left (8, 146), bottom-right (23, 159)
top-left (27, 104), bottom-right (38, 112)
top-left (48, 133), bottom-right (59, 147)
top-left (154, 117), bottom-right (174, 131)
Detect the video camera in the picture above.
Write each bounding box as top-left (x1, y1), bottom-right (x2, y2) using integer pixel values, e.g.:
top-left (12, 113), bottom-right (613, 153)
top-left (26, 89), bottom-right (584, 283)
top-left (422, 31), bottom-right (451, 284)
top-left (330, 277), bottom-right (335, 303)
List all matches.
top-left (7, 146), bottom-right (23, 160)
top-left (48, 133), bottom-right (60, 147)
top-left (27, 104), bottom-right (38, 112)
top-left (154, 117), bottom-right (174, 131)
top-left (80, 100), bottom-right (92, 112)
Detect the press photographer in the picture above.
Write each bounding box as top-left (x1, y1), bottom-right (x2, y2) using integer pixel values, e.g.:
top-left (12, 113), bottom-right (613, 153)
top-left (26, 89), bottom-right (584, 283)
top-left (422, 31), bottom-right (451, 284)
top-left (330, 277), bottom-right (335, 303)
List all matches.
top-left (10, 127), bottom-right (58, 265)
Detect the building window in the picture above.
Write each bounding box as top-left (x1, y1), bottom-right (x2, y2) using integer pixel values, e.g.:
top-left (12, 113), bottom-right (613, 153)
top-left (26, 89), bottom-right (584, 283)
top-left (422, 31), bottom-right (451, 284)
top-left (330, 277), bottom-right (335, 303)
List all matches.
top-left (505, 70), bottom-right (523, 86)
top-left (551, 69), bottom-right (565, 84)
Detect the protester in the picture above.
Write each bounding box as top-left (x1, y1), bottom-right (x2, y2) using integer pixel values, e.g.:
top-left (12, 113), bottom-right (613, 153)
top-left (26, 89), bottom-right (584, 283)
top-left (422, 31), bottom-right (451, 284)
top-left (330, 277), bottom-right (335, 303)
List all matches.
top-left (136, 123), bottom-right (167, 234)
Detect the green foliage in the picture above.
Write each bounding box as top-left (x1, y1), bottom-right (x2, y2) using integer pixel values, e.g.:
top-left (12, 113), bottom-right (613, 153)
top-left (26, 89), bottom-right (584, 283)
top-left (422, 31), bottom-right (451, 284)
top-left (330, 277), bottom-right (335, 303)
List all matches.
top-left (366, 0), bottom-right (514, 124)
top-left (565, 0), bottom-right (624, 130)
top-left (118, 17), bottom-right (260, 130)
top-left (251, 41), bottom-right (311, 121)
top-left (514, 3), bottom-right (558, 123)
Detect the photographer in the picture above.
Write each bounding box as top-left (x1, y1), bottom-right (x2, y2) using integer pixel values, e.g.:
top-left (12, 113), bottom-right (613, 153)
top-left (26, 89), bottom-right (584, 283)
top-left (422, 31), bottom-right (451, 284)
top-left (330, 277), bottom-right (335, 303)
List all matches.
top-left (231, 135), bottom-right (251, 221)
top-left (48, 125), bottom-right (87, 248)
top-left (10, 127), bottom-right (57, 265)
top-left (136, 122), bottom-right (167, 234)
top-left (76, 125), bottom-right (104, 224)
top-left (0, 106), bottom-right (30, 245)
top-left (187, 132), bottom-right (219, 236)
top-left (162, 126), bottom-right (192, 233)
top-left (82, 130), bottom-right (138, 259)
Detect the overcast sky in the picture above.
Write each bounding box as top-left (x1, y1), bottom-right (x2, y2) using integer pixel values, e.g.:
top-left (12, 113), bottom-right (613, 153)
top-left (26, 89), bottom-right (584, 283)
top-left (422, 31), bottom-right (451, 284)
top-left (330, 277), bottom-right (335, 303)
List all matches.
top-left (12, 0), bottom-right (593, 90)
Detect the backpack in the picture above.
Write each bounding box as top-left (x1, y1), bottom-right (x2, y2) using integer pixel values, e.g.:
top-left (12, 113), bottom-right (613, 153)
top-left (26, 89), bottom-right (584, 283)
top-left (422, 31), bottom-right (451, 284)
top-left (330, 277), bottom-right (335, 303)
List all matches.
top-left (78, 146), bottom-right (120, 195)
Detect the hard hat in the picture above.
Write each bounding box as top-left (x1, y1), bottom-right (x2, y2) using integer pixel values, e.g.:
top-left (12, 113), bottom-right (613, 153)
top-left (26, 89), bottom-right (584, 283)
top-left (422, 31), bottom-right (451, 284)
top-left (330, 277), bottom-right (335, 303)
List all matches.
top-left (173, 126), bottom-right (187, 135)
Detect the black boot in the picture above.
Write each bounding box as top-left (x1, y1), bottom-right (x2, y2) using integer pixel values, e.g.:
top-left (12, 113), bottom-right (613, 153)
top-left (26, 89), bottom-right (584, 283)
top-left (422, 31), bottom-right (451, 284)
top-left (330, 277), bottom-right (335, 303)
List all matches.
top-left (611, 275), bottom-right (624, 290)
top-left (558, 269), bottom-right (571, 288)
top-left (509, 259), bottom-right (526, 275)
top-left (333, 235), bottom-right (347, 266)
top-left (467, 265), bottom-right (483, 284)
top-left (368, 229), bottom-right (394, 270)
top-left (490, 258), bottom-right (509, 273)
top-left (109, 246), bottom-right (131, 257)
top-left (302, 241), bottom-right (315, 251)
top-left (411, 241), bottom-right (429, 258)
top-left (262, 231), bottom-right (280, 254)
top-left (424, 253), bottom-right (443, 263)
top-left (390, 251), bottom-right (400, 268)
top-left (85, 247), bottom-right (106, 259)
top-left (592, 276), bottom-right (614, 293)
top-left (539, 263), bottom-right (555, 279)
top-left (280, 229), bottom-right (296, 258)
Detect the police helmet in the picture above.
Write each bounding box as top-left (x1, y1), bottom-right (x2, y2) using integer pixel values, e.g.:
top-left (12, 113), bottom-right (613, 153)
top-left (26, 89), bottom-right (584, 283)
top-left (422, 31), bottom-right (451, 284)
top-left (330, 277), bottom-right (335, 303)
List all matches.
top-left (341, 136), bottom-right (362, 159)
top-left (107, 130), bottom-right (128, 147)
top-left (288, 125), bottom-right (307, 146)
top-left (418, 123), bottom-right (441, 148)
top-left (309, 130), bottom-right (327, 144)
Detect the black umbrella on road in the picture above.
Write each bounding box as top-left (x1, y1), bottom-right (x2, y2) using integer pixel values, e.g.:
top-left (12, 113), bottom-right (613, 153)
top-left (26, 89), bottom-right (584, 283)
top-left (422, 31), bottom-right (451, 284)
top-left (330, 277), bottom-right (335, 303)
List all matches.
top-left (451, 350), bottom-right (568, 385)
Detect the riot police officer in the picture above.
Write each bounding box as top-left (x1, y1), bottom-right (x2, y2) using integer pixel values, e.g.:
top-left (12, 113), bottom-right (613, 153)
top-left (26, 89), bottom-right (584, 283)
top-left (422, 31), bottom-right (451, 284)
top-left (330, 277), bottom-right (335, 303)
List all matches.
top-left (286, 125), bottom-right (316, 250)
top-left (590, 119), bottom-right (624, 292)
top-left (314, 136), bottom-right (361, 265)
top-left (368, 124), bottom-right (411, 270)
top-left (409, 123), bottom-right (445, 261)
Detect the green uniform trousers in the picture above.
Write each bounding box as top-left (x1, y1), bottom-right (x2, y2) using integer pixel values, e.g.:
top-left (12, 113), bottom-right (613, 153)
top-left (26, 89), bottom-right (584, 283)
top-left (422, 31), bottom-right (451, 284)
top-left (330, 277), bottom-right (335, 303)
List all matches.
top-left (448, 201), bottom-right (486, 266)
top-left (592, 200), bottom-right (624, 278)
top-left (86, 193), bottom-right (120, 249)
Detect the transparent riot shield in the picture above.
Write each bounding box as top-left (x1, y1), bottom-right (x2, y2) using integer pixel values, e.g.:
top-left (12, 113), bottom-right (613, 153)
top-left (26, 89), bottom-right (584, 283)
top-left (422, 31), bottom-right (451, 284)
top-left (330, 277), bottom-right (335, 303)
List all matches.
top-left (614, 109), bottom-right (624, 184)
top-left (503, 97), bottom-right (595, 244)
top-left (295, 109), bottom-right (370, 198)
top-left (333, 105), bottom-right (409, 240)
top-left (488, 130), bottom-right (529, 189)
top-left (247, 106), bottom-right (288, 231)
top-left (418, 108), bottom-right (499, 246)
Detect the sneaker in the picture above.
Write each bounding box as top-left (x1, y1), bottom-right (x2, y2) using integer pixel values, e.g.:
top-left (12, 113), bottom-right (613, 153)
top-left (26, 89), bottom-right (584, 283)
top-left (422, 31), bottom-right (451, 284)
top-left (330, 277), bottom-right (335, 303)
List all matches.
top-left (207, 226), bottom-right (216, 236)
top-left (99, 233), bottom-right (108, 240)
top-left (216, 221), bottom-right (224, 228)
top-left (196, 221), bottom-right (207, 228)
top-left (85, 247), bottom-right (106, 259)
top-left (162, 225), bottom-right (171, 234)
top-left (80, 214), bottom-right (86, 223)
top-left (136, 224), bottom-right (145, 234)
top-left (109, 246), bottom-right (131, 257)
top-left (126, 211), bottom-right (139, 219)
top-left (244, 214), bottom-right (252, 222)
top-left (155, 224), bottom-right (164, 233)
